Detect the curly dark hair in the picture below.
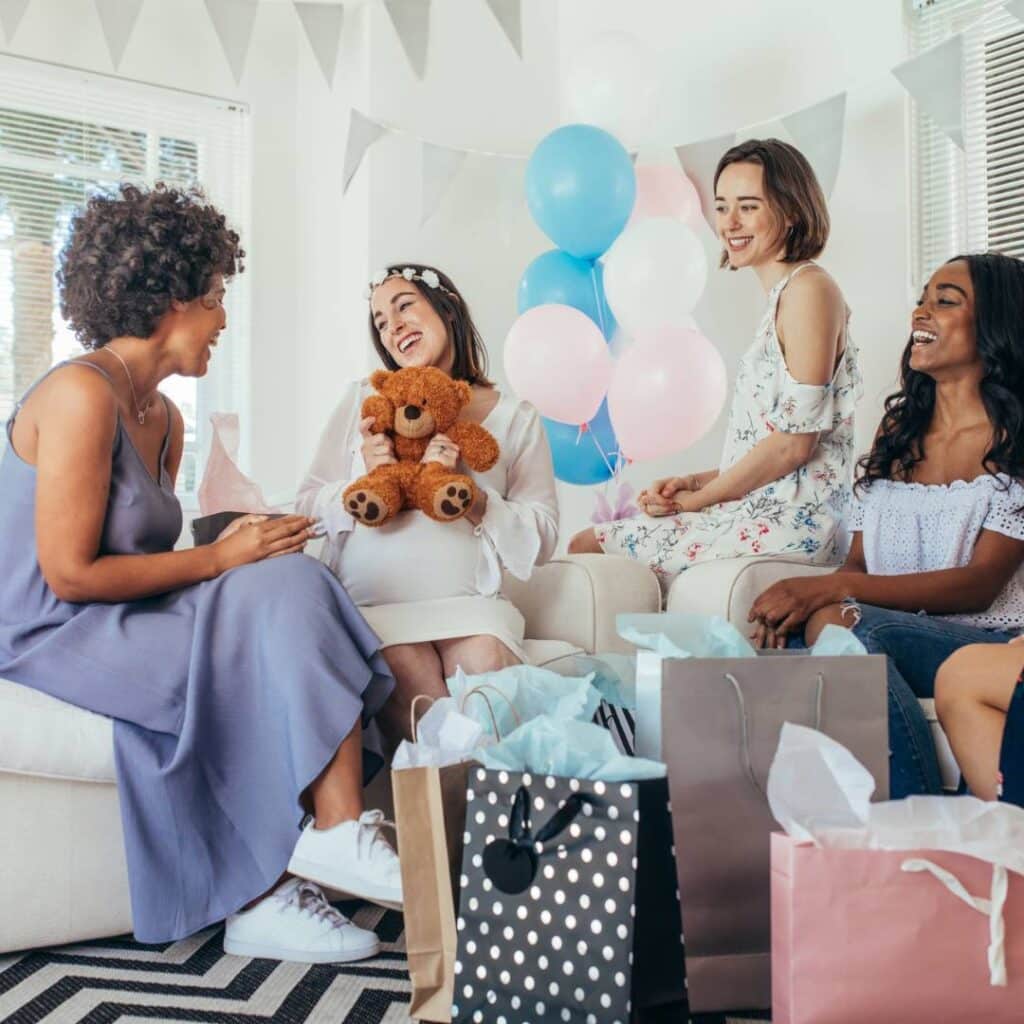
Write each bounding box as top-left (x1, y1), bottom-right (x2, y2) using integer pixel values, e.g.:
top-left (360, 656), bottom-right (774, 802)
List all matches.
top-left (856, 252), bottom-right (1024, 491)
top-left (368, 263), bottom-right (493, 386)
top-left (58, 182), bottom-right (245, 348)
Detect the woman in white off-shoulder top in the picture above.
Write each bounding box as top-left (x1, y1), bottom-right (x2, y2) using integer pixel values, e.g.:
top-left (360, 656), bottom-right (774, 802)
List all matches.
top-left (750, 252), bottom-right (1024, 798)
top-left (296, 264), bottom-right (558, 745)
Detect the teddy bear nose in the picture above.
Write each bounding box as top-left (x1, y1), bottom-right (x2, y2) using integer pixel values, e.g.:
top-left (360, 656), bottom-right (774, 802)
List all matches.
top-left (403, 405), bottom-right (422, 420)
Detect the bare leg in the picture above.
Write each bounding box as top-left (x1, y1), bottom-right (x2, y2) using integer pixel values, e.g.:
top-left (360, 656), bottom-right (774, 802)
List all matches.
top-left (435, 634), bottom-right (521, 678)
top-left (377, 641), bottom-right (448, 748)
top-left (307, 718), bottom-right (365, 828)
top-left (935, 643), bottom-right (1024, 800)
top-left (804, 603), bottom-right (850, 645)
top-left (568, 527), bottom-right (603, 554)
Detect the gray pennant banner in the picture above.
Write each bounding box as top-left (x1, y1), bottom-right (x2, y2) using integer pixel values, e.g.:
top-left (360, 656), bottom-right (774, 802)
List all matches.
top-left (295, 1), bottom-right (345, 87)
top-left (483, 0), bottom-right (522, 57)
top-left (205, 0), bottom-right (259, 85)
top-left (893, 34), bottom-right (964, 149)
top-left (95, 0), bottom-right (144, 69)
top-left (421, 142), bottom-right (467, 224)
top-left (0, 0), bottom-right (30, 40)
top-left (383, 0), bottom-right (431, 79)
top-left (343, 109), bottom-right (387, 193)
top-left (781, 91), bottom-right (847, 198)
top-left (675, 132), bottom-right (736, 230)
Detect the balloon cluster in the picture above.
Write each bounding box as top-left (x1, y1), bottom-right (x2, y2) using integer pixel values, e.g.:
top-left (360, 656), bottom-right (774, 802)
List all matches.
top-left (505, 36), bottom-right (727, 484)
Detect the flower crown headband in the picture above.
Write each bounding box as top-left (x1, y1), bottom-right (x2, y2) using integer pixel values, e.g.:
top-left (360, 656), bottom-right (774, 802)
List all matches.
top-left (364, 266), bottom-right (455, 301)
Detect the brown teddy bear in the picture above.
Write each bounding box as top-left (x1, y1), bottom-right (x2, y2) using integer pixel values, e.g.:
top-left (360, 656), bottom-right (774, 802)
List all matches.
top-left (343, 366), bottom-right (500, 527)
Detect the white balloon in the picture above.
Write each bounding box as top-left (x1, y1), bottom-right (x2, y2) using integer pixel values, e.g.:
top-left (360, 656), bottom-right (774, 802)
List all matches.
top-left (563, 31), bottom-right (663, 148)
top-left (602, 218), bottom-right (708, 332)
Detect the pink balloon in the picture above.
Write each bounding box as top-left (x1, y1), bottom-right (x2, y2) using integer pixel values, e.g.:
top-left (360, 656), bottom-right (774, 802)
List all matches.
top-left (504, 304), bottom-right (612, 425)
top-left (629, 165), bottom-right (702, 228)
top-left (608, 326), bottom-right (727, 462)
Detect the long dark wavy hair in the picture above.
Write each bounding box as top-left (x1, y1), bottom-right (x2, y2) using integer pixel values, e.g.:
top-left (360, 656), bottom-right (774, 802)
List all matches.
top-left (856, 252), bottom-right (1024, 492)
top-left (368, 263), bottom-right (492, 386)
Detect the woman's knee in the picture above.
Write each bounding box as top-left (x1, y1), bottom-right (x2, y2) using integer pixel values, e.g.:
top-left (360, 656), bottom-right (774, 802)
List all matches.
top-left (440, 634), bottom-right (518, 675)
top-left (568, 527), bottom-right (602, 555)
top-left (934, 644), bottom-right (987, 720)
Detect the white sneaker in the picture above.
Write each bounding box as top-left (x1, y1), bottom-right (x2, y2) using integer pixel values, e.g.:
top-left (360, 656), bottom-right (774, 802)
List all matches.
top-left (287, 809), bottom-right (404, 910)
top-left (223, 878), bottom-right (380, 963)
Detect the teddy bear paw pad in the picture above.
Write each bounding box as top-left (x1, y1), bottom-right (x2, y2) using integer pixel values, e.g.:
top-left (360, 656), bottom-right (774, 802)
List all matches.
top-left (434, 483), bottom-right (473, 520)
top-left (347, 489), bottom-right (388, 524)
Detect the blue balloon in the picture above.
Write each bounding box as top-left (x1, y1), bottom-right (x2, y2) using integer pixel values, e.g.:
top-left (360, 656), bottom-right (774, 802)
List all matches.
top-left (526, 125), bottom-right (636, 260)
top-left (543, 400), bottom-right (620, 486)
top-left (517, 250), bottom-right (617, 340)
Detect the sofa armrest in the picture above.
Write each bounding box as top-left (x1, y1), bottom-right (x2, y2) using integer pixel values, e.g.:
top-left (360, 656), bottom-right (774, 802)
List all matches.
top-left (666, 556), bottom-right (840, 629)
top-left (502, 555), bottom-right (661, 655)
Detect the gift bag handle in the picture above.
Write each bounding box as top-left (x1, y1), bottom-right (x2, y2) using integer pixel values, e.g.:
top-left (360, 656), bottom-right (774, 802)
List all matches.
top-left (460, 684), bottom-right (522, 740)
top-left (506, 785), bottom-right (595, 850)
top-left (902, 858), bottom-right (1008, 987)
top-left (409, 693), bottom-right (435, 743)
top-left (723, 670), bottom-right (824, 795)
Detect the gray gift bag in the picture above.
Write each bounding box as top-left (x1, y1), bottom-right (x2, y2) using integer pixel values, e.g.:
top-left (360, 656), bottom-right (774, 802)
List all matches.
top-left (641, 652), bottom-right (888, 1014)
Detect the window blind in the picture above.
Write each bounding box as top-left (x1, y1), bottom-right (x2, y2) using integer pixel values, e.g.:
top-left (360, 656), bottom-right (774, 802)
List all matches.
top-left (0, 55), bottom-right (251, 495)
top-left (909, 0), bottom-right (1024, 288)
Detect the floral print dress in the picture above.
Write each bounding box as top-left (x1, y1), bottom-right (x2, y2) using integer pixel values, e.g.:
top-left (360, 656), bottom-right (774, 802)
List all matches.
top-left (597, 262), bottom-right (862, 597)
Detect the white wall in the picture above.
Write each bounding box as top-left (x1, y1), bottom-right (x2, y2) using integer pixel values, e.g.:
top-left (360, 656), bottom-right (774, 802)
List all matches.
top-left (553, 0), bottom-right (913, 539)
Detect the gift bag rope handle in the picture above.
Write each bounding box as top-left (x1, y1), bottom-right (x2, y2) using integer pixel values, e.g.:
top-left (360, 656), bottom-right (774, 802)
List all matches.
top-left (408, 685), bottom-right (522, 743)
top-left (901, 858), bottom-right (1008, 987)
top-left (722, 671), bottom-right (824, 795)
top-left (508, 784), bottom-right (596, 849)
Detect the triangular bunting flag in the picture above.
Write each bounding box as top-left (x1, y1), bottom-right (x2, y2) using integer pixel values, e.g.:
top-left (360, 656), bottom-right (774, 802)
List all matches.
top-left (1005, 0), bottom-right (1024, 24)
top-left (205, 0), bottom-right (259, 85)
top-left (94, 0), bottom-right (144, 69)
top-left (674, 132), bottom-right (736, 231)
top-left (343, 109), bottom-right (386, 193)
top-left (421, 142), bottom-right (467, 224)
top-left (482, 0), bottom-right (522, 58)
top-left (893, 34), bottom-right (964, 149)
top-left (781, 91), bottom-right (847, 198)
top-left (294, 1), bottom-right (345, 87)
top-left (382, 0), bottom-right (431, 79)
top-left (0, 0), bottom-right (30, 41)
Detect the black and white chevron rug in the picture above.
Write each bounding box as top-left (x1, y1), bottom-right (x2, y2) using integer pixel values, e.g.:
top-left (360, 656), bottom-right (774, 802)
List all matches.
top-left (0, 903), bottom-right (770, 1024)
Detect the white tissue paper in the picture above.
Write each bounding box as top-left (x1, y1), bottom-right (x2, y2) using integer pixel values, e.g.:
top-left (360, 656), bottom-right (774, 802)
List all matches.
top-left (391, 696), bottom-right (492, 771)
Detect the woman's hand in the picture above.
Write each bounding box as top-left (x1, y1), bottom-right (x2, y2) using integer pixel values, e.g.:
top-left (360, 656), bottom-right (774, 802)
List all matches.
top-left (749, 575), bottom-right (841, 635)
top-left (421, 433), bottom-right (460, 470)
top-left (360, 416), bottom-right (396, 471)
top-left (639, 474), bottom-right (702, 516)
top-left (751, 620), bottom-right (788, 650)
top-left (216, 514), bottom-right (269, 541)
top-left (212, 515), bottom-right (316, 574)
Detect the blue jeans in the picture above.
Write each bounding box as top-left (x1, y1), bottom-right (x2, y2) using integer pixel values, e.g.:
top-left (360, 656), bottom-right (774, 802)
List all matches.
top-left (792, 605), bottom-right (1013, 798)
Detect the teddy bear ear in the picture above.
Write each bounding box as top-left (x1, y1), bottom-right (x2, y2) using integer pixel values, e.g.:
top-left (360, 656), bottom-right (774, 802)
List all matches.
top-left (370, 369), bottom-right (393, 391)
top-left (455, 380), bottom-right (473, 404)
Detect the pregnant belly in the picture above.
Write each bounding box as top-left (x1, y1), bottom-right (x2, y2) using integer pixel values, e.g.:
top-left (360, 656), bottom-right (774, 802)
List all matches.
top-left (338, 510), bottom-right (482, 606)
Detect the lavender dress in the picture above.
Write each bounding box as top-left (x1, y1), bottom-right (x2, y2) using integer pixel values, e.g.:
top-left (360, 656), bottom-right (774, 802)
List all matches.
top-left (0, 362), bottom-right (394, 942)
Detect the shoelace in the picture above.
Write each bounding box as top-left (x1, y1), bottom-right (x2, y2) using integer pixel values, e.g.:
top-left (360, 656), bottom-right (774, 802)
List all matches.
top-left (356, 810), bottom-right (399, 868)
top-left (277, 880), bottom-right (350, 930)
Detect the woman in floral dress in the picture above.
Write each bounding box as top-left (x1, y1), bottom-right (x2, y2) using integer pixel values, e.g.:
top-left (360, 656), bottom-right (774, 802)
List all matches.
top-left (569, 139), bottom-right (861, 599)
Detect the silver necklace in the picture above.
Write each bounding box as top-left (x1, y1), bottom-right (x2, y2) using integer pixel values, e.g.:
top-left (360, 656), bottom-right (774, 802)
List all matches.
top-left (103, 347), bottom-right (153, 425)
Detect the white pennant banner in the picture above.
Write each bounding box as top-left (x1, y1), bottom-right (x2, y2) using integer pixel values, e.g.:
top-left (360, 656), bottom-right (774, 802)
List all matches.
top-left (383, 0), bottom-right (431, 79)
top-left (1006, 0), bottom-right (1024, 24)
top-left (421, 142), bottom-right (467, 224)
top-left (205, 0), bottom-right (259, 85)
top-left (893, 34), bottom-right (964, 149)
top-left (95, 0), bottom-right (144, 69)
top-left (781, 91), bottom-right (847, 198)
top-left (343, 109), bottom-right (387, 193)
top-left (294, 1), bottom-right (345, 87)
top-left (675, 132), bottom-right (736, 231)
top-left (0, 0), bottom-right (30, 40)
top-left (483, 0), bottom-right (522, 58)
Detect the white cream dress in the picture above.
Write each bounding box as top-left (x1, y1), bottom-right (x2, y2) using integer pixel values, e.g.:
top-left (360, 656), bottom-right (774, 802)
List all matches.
top-left (296, 379), bottom-right (559, 660)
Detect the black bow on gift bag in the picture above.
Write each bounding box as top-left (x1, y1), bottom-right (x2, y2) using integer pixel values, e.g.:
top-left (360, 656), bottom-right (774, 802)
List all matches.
top-left (453, 767), bottom-right (687, 1024)
top-left (483, 786), bottom-right (596, 895)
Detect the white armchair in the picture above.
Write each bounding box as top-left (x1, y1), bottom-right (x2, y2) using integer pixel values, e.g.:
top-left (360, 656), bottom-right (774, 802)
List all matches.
top-left (0, 554), bottom-right (659, 954)
top-left (666, 556), bottom-right (961, 790)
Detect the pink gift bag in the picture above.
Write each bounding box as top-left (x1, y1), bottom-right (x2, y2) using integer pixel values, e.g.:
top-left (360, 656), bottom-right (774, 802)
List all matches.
top-left (771, 832), bottom-right (1024, 1024)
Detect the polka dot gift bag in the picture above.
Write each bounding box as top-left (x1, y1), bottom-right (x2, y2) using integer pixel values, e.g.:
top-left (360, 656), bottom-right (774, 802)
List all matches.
top-left (452, 768), bottom-right (686, 1023)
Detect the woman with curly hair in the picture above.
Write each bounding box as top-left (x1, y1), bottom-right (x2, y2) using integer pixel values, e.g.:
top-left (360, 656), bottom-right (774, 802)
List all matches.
top-left (749, 252), bottom-right (1024, 797)
top-left (0, 184), bottom-right (401, 961)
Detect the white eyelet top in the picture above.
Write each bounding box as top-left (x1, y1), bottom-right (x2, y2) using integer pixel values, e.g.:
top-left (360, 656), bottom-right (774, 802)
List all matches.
top-left (851, 474), bottom-right (1024, 631)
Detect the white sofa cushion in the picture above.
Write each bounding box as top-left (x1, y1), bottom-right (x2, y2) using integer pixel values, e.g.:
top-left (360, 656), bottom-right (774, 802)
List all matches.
top-left (0, 678), bottom-right (115, 783)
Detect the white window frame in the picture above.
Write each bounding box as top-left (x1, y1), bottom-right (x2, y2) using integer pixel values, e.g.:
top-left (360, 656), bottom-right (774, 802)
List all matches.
top-left (0, 54), bottom-right (252, 500)
top-left (908, 0), bottom-right (1024, 289)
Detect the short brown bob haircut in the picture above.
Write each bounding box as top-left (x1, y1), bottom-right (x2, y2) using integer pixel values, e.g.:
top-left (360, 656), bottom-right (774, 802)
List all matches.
top-left (713, 138), bottom-right (830, 270)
